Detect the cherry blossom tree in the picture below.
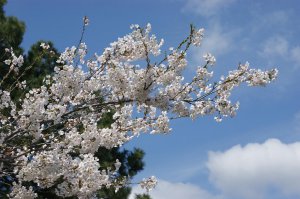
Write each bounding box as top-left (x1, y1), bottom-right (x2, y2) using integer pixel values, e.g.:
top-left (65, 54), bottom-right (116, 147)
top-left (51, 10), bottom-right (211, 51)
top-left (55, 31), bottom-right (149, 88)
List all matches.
top-left (0, 18), bottom-right (277, 198)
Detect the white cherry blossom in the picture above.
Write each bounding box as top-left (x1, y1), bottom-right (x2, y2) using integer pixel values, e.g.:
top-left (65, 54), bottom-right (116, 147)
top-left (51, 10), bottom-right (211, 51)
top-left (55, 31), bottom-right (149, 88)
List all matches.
top-left (0, 23), bottom-right (277, 198)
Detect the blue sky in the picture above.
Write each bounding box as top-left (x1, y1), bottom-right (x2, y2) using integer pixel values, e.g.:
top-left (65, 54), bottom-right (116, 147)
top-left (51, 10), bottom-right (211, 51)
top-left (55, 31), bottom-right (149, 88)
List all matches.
top-left (4, 0), bottom-right (300, 198)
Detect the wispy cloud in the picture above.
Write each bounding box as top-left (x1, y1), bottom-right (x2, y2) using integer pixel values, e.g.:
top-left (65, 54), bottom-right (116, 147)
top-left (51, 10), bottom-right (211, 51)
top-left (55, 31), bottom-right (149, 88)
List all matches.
top-left (262, 10), bottom-right (289, 25)
top-left (261, 36), bottom-right (289, 57)
top-left (291, 46), bottom-right (300, 68)
top-left (190, 22), bottom-right (237, 66)
top-left (260, 35), bottom-right (300, 68)
top-left (182, 0), bottom-right (237, 17)
top-left (207, 139), bottom-right (300, 199)
top-left (250, 10), bottom-right (290, 34)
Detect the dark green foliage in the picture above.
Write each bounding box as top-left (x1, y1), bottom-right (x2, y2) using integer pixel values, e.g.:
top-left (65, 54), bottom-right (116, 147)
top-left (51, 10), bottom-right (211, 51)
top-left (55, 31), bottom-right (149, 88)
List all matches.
top-left (0, 5), bottom-right (25, 54)
top-left (0, 0), bottom-right (6, 19)
top-left (97, 187), bottom-right (131, 199)
top-left (0, 0), bottom-right (25, 91)
top-left (97, 110), bottom-right (115, 128)
top-left (96, 147), bottom-right (145, 178)
top-left (0, 1), bottom-right (59, 99)
top-left (135, 193), bottom-right (152, 199)
top-left (23, 40), bottom-right (59, 89)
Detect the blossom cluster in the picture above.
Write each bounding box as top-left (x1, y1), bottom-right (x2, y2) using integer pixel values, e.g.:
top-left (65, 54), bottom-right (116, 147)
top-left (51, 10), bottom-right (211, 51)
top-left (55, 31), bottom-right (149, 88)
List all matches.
top-left (140, 176), bottom-right (158, 192)
top-left (0, 23), bottom-right (277, 198)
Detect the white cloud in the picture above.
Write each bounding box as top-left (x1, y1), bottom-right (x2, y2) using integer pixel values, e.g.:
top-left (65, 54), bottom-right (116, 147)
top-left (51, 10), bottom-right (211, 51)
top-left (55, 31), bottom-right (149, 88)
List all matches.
top-left (129, 179), bottom-right (221, 199)
top-left (261, 36), bottom-right (289, 57)
top-left (262, 10), bottom-right (289, 26)
top-left (182, 0), bottom-right (236, 17)
top-left (250, 10), bottom-right (290, 34)
top-left (291, 46), bottom-right (300, 68)
top-left (191, 22), bottom-right (235, 66)
top-left (207, 139), bottom-right (300, 199)
top-left (260, 36), bottom-right (300, 68)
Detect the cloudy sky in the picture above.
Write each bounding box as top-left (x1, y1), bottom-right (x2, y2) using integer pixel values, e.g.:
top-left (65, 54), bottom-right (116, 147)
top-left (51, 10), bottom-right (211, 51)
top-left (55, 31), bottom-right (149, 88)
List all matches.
top-left (5, 0), bottom-right (300, 198)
